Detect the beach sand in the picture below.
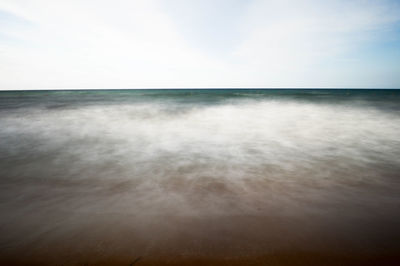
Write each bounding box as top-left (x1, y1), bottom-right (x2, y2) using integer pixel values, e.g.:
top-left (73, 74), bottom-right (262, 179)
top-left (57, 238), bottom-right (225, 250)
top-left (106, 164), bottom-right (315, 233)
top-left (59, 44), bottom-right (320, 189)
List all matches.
top-left (1, 215), bottom-right (399, 265)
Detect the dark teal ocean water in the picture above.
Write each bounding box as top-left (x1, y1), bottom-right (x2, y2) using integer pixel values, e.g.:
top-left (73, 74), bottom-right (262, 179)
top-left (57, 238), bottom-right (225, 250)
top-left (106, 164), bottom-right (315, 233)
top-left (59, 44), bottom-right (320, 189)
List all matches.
top-left (0, 89), bottom-right (399, 264)
top-left (1, 89), bottom-right (400, 109)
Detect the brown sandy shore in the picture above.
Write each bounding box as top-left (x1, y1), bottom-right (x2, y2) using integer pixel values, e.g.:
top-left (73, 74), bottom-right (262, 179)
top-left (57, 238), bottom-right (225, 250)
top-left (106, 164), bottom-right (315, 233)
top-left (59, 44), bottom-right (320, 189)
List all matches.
top-left (1, 214), bottom-right (399, 266)
top-left (1, 252), bottom-right (399, 266)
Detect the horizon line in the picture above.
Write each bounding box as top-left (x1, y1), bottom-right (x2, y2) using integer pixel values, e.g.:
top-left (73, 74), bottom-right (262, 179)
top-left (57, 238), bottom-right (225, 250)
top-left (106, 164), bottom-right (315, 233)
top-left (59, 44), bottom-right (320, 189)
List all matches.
top-left (1, 88), bottom-right (400, 92)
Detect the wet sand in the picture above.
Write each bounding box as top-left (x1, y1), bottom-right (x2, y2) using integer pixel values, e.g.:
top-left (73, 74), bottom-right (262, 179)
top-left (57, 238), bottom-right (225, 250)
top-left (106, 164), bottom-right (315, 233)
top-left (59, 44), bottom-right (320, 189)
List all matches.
top-left (2, 253), bottom-right (399, 266)
top-left (1, 214), bottom-right (399, 265)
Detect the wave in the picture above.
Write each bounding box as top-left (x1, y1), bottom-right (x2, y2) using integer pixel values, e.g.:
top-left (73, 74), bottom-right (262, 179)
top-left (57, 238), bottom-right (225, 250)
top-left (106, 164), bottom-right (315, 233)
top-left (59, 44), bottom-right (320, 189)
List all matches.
top-left (0, 98), bottom-right (399, 260)
top-left (1, 99), bottom-right (399, 212)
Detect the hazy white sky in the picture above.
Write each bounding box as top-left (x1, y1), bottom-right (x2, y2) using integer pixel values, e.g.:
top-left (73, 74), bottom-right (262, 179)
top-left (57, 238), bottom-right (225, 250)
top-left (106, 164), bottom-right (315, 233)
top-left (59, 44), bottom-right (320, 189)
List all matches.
top-left (0, 0), bottom-right (399, 89)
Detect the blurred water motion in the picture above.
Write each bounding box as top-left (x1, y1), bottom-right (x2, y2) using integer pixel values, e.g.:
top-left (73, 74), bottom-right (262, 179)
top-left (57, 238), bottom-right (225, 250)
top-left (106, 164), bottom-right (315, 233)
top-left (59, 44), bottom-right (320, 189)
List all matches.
top-left (0, 89), bottom-right (399, 265)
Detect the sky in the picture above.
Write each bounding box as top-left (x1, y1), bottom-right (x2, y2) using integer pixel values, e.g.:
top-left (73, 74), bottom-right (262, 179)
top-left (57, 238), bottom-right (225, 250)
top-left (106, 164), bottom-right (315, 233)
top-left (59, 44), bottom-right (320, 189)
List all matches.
top-left (0, 0), bottom-right (400, 89)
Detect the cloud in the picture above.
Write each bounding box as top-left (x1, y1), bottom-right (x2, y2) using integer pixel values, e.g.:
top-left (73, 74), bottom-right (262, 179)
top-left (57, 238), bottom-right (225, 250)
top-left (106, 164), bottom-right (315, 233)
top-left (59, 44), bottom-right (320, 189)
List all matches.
top-left (232, 0), bottom-right (400, 87)
top-left (0, 0), bottom-right (229, 89)
top-left (0, 0), bottom-right (399, 89)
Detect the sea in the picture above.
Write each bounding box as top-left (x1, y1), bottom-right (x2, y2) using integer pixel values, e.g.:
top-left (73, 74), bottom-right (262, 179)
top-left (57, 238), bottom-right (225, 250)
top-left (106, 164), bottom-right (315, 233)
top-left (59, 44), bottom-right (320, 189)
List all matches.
top-left (0, 89), bottom-right (399, 265)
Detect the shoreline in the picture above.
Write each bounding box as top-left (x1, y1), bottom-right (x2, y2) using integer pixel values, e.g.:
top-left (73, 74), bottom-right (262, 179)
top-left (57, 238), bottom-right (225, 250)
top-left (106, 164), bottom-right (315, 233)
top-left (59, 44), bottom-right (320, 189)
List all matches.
top-left (2, 251), bottom-right (399, 266)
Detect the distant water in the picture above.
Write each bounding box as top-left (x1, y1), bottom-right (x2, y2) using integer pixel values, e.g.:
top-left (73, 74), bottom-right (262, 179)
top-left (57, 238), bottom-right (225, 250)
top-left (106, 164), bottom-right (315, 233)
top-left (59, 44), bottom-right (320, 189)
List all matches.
top-left (0, 89), bottom-right (400, 265)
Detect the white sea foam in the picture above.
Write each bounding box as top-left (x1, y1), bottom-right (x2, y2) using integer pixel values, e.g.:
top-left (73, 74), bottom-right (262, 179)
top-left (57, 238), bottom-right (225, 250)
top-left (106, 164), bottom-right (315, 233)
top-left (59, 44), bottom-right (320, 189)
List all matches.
top-left (1, 100), bottom-right (399, 218)
top-left (1, 97), bottom-right (400, 260)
